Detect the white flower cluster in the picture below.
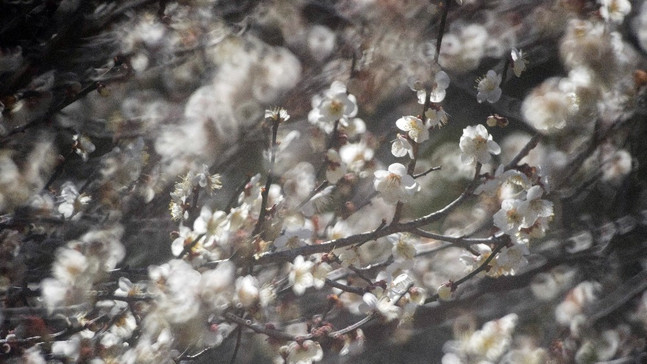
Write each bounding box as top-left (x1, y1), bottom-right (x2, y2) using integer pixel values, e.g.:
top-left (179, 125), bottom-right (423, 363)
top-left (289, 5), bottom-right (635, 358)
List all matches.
top-left (442, 313), bottom-right (519, 364)
top-left (41, 226), bottom-right (125, 313)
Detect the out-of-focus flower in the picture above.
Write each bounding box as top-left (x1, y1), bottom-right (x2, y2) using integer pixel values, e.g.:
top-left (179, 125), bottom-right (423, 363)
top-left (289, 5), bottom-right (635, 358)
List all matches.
top-left (235, 275), bottom-right (259, 308)
top-left (325, 149), bottom-right (347, 183)
top-left (396, 115), bottom-right (429, 143)
top-left (429, 70), bottom-right (450, 103)
top-left (312, 262), bottom-right (332, 289)
top-left (476, 70), bottom-right (502, 103)
top-left (373, 163), bottom-right (420, 204)
top-left (392, 134), bottom-right (414, 159)
top-left (57, 181), bottom-right (91, 219)
top-left (193, 206), bottom-right (228, 248)
top-left (359, 292), bottom-right (401, 322)
top-left (286, 340), bottom-right (323, 364)
top-left (601, 149), bottom-right (632, 182)
top-left (511, 48), bottom-right (528, 77)
top-left (466, 314), bottom-right (518, 361)
top-left (289, 255), bottom-right (314, 296)
top-left (390, 234), bottom-right (417, 262)
top-left (307, 25), bottom-right (336, 62)
top-left (459, 124), bottom-right (501, 165)
top-left (599, 0), bottom-right (631, 23)
top-left (437, 283), bottom-right (453, 300)
top-left (72, 134), bottom-right (95, 162)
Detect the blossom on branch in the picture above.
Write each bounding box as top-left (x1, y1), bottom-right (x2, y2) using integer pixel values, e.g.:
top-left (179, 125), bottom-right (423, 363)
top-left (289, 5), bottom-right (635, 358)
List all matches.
top-left (396, 115), bottom-right (429, 143)
top-left (308, 81), bottom-right (358, 132)
top-left (476, 70), bottom-right (502, 103)
top-left (459, 124), bottom-right (501, 165)
top-left (373, 163), bottom-right (420, 204)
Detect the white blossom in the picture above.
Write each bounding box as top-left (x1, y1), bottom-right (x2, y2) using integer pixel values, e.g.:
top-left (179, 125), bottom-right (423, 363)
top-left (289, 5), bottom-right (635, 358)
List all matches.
top-left (511, 48), bottom-right (528, 77)
top-left (396, 115), bottom-right (429, 143)
top-left (476, 70), bottom-right (502, 103)
top-left (308, 81), bottom-right (358, 132)
top-left (57, 181), bottom-right (91, 219)
top-left (429, 70), bottom-right (451, 103)
top-left (599, 0), bottom-right (631, 23)
top-left (424, 107), bottom-right (448, 128)
top-left (325, 148), bottom-right (347, 183)
top-left (235, 275), bottom-right (260, 308)
top-left (373, 163), bottom-right (420, 204)
top-left (289, 255), bottom-right (315, 296)
top-left (517, 186), bottom-right (553, 228)
top-left (391, 134), bottom-right (414, 159)
top-left (359, 292), bottom-right (401, 322)
top-left (287, 340), bottom-right (324, 364)
top-left (459, 124), bottom-right (501, 165)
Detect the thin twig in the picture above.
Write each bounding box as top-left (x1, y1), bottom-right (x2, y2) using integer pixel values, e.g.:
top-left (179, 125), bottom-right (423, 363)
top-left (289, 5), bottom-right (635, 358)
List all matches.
top-left (413, 166), bottom-right (441, 179)
top-left (254, 164), bottom-right (482, 265)
top-left (504, 134), bottom-right (542, 170)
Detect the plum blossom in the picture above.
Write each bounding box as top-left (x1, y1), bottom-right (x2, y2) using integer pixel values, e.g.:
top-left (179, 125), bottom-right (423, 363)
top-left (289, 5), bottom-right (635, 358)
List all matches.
top-left (599, 0), bottom-right (631, 23)
top-left (57, 181), bottom-right (91, 219)
top-left (289, 255), bottom-right (315, 296)
top-left (373, 163), bottom-right (420, 204)
top-left (390, 234), bottom-right (417, 262)
top-left (437, 283), bottom-right (453, 301)
top-left (286, 340), bottom-right (323, 364)
top-left (325, 148), bottom-right (347, 183)
top-left (359, 292), bottom-right (401, 322)
top-left (476, 70), bottom-right (502, 103)
top-left (511, 48), bottom-right (528, 77)
top-left (391, 133), bottom-right (414, 159)
top-left (493, 198), bottom-right (525, 235)
top-left (308, 81), bottom-right (358, 132)
top-left (235, 275), bottom-right (259, 308)
top-left (72, 134), bottom-right (95, 162)
top-left (396, 115), bottom-right (429, 143)
top-left (429, 70), bottom-right (451, 103)
top-left (459, 124), bottom-right (501, 165)
top-left (517, 186), bottom-right (553, 228)
top-left (264, 106), bottom-right (290, 122)
top-left (424, 106), bottom-right (448, 128)
top-left (193, 206), bottom-right (228, 247)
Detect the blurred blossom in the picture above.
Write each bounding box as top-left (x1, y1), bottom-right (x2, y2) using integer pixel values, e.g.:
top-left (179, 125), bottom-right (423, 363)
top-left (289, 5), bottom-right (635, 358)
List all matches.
top-left (359, 292), bottom-right (401, 322)
top-left (439, 23), bottom-right (488, 73)
top-left (307, 25), bottom-right (336, 62)
top-left (442, 314), bottom-right (518, 363)
top-left (601, 149), bottom-right (632, 182)
top-left (286, 340), bottom-right (323, 364)
top-left (511, 48), bottom-right (528, 77)
top-left (235, 275), bottom-right (260, 308)
top-left (392, 133), bottom-right (414, 159)
top-left (289, 255), bottom-right (315, 296)
top-left (57, 181), bottom-right (91, 219)
top-left (599, 0), bottom-right (631, 24)
top-left (72, 134), bottom-right (95, 162)
top-left (429, 70), bottom-right (451, 103)
top-left (325, 148), bottom-right (347, 183)
top-left (521, 77), bottom-right (580, 133)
